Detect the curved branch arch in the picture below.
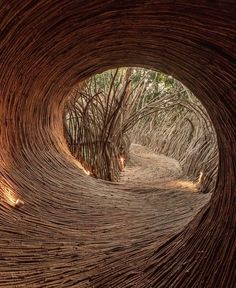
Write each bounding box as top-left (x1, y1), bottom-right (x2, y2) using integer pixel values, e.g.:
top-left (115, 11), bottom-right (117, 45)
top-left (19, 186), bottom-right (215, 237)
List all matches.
top-left (0, 1), bottom-right (235, 287)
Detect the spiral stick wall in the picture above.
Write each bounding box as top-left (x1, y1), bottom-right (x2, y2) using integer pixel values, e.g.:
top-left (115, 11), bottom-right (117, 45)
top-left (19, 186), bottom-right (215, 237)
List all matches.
top-left (0, 1), bottom-right (236, 287)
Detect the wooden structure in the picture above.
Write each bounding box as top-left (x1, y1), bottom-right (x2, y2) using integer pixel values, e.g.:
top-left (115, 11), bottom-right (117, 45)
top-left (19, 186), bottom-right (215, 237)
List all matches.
top-left (0, 1), bottom-right (235, 287)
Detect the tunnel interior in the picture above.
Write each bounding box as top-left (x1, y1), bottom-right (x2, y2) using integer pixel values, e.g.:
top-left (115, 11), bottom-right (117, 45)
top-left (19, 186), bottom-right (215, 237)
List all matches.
top-left (0, 1), bottom-right (236, 287)
top-left (63, 66), bottom-right (218, 194)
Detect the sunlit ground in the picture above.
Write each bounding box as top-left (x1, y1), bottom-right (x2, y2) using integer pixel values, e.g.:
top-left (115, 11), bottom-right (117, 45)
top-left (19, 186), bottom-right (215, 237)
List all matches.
top-left (162, 172), bottom-right (203, 192)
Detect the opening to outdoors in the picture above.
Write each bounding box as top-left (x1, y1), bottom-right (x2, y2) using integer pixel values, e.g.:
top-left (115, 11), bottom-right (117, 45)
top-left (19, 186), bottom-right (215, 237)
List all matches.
top-left (64, 67), bottom-right (219, 195)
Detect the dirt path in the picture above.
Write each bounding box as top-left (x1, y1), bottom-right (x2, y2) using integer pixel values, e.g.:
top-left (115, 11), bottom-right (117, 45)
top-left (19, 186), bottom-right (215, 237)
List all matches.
top-left (121, 143), bottom-right (182, 181)
top-left (120, 143), bottom-right (202, 192)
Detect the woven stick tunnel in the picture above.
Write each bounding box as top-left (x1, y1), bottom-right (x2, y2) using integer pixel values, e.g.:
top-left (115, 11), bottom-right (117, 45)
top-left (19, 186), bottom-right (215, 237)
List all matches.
top-left (0, 1), bottom-right (235, 287)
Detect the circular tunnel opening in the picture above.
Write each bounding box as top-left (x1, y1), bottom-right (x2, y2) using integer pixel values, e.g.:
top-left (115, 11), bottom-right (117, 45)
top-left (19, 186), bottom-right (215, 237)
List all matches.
top-left (63, 67), bottom-right (218, 195)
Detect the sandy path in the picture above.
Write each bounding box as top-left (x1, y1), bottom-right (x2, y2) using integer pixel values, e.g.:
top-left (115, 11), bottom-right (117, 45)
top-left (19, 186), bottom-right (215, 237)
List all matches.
top-left (121, 144), bottom-right (182, 182)
top-left (119, 144), bottom-right (203, 192)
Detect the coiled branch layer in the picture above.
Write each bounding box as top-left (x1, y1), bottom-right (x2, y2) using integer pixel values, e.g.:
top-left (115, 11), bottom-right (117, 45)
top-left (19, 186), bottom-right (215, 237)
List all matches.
top-left (0, 1), bottom-right (236, 287)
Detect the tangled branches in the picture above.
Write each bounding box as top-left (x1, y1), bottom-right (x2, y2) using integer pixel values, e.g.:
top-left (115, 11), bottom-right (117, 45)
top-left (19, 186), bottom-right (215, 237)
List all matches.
top-left (130, 84), bottom-right (218, 193)
top-left (64, 69), bottom-right (134, 180)
top-left (64, 68), bottom-right (218, 192)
